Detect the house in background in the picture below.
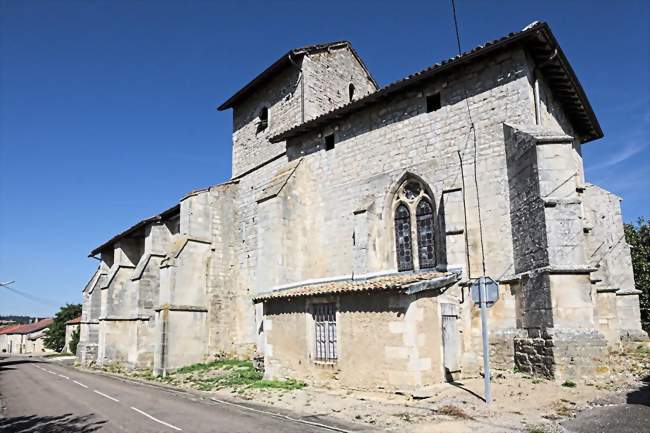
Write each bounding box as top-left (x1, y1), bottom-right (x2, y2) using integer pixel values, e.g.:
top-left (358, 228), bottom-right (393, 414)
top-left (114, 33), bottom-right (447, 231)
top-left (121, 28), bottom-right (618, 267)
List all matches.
top-left (64, 316), bottom-right (81, 354)
top-left (0, 319), bottom-right (53, 354)
top-left (0, 324), bottom-right (21, 353)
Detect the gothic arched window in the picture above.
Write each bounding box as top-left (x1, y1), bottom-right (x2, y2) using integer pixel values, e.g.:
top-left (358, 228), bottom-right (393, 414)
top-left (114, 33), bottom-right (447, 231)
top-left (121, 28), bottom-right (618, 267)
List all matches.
top-left (392, 178), bottom-right (436, 272)
top-left (348, 83), bottom-right (356, 102)
top-left (394, 203), bottom-right (413, 272)
top-left (416, 199), bottom-right (435, 269)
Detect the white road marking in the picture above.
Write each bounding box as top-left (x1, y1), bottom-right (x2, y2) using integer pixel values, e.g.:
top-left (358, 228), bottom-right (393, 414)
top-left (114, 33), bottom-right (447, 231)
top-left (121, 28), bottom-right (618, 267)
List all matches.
top-left (47, 370), bottom-right (57, 375)
top-left (58, 374), bottom-right (70, 379)
top-left (93, 390), bottom-right (119, 402)
top-left (73, 380), bottom-right (88, 389)
top-left (130, 406), bottom-right (182, 431)
top-left (210, 397), bottom-right (353, 433)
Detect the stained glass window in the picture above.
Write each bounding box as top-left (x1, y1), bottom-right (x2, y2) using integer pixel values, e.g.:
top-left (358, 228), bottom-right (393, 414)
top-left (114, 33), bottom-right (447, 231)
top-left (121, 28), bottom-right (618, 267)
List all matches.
top-left (416, 199), bottom-right (435, 269)
top-left (395, 203), bottom-right (414, 271)
top-left (403, 181), bottom-right (422, 201)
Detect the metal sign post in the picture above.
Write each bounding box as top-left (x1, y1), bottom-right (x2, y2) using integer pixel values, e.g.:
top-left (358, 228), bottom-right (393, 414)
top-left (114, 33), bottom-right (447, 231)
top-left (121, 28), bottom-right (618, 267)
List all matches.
top-left (470, 276), bottom-right (498, 405)
top-left (479, 277), bottom-right (492, 405)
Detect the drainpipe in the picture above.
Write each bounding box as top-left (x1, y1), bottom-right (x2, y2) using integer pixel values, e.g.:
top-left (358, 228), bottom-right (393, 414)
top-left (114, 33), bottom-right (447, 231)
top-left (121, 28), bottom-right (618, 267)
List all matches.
top-left (288, 53), bottom-right (305, 123)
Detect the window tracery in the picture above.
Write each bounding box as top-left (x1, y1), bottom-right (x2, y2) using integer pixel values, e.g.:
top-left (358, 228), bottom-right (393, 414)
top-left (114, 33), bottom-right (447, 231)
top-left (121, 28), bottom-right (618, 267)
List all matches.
top-left (392, 178), bottom-right (436, 272)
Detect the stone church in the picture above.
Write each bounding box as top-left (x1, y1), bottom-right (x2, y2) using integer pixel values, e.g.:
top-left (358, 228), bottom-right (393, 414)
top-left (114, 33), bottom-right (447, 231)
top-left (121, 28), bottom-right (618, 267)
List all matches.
top-left (77, 21), bottom-right (646, 391)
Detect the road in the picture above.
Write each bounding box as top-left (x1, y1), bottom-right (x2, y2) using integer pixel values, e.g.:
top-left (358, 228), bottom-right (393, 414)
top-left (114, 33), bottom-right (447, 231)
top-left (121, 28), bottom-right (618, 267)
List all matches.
top-left (0, 356), bottom-right (364, 433)
top-left (561, 376), bottom-right (650, 433)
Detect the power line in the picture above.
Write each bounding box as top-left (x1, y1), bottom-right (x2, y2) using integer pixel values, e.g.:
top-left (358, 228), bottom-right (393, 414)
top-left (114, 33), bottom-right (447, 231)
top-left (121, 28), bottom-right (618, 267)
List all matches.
top-left (450, 0), bottom-right (486, 277)
top-left (0, 281), bottom-right (59, 307)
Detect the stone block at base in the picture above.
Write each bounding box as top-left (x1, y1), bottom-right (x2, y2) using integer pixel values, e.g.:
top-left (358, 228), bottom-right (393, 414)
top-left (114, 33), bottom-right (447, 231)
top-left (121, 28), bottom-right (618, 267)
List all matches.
top-left (514, 328), bottom-right (608, 381)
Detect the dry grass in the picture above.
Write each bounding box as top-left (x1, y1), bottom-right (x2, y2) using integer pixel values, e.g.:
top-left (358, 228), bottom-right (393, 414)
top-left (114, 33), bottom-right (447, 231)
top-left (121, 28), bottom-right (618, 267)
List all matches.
top-left (435, 404), bottom-right (473, 420)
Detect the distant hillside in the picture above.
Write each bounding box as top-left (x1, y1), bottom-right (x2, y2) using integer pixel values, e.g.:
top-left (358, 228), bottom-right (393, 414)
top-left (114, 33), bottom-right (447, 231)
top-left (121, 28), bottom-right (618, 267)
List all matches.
top-left (0, 315), bottom-right (32, 324)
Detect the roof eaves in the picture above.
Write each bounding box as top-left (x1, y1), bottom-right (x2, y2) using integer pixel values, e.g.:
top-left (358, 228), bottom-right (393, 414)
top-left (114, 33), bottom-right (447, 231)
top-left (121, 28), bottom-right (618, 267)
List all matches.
top-left (217, 41), bottom-right (369, 111)
top-left (270, 21), bottom-right (601, 145)
top-left (89, 203), bottom-right (180, 257)
top-left (534, 25), bottom-right (603, 142)
top-left (252, 271), bottom-right (458, 302)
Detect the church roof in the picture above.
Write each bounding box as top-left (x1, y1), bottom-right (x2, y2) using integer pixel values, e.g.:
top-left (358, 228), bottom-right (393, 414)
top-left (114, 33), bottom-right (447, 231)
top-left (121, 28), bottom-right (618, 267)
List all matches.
top-left (89, 203), bottom-right (180, 257)
top-left (217, 41), bottom-right (379, 111)
top-left (271, 21), bottom-right (602, 145)
top-left (252, 271), bottom-right (460, 303)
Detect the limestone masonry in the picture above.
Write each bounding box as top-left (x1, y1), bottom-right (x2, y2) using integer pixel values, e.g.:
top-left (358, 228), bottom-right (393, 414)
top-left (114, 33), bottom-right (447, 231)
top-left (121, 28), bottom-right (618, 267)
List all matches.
top-left (77, 22), bottom-right (647, 391)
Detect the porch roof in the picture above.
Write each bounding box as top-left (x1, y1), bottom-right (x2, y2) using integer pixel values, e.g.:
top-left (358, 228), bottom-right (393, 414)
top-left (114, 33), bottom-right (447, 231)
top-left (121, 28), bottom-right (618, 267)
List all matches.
top-left (252, 271), bottom-right (460, 303)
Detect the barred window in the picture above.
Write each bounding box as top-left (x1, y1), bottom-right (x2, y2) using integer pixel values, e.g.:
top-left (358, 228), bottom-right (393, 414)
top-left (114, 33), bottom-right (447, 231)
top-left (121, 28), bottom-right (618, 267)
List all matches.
top-left (395, 203), bottom-right (414, 271)
top-left (416, 199), bottom-right (435, 269)
top-left (313, 303), bottom-right (337, 363)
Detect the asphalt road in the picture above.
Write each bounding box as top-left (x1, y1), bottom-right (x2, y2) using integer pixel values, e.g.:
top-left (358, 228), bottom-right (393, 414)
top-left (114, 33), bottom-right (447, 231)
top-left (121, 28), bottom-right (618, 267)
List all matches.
top-left (561, 376), bottom-right (650, 433)
top-left (0, 356), bottom-right (363, 433)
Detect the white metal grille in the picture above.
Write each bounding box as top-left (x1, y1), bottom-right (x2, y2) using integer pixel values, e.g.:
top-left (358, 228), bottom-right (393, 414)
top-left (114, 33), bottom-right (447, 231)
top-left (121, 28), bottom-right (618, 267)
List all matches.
top-left (313, 303), bottom-right (337, 362)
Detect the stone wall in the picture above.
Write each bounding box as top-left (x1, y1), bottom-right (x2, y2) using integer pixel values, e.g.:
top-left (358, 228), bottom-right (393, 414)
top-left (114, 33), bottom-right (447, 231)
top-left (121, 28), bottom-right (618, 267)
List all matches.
top-left (582, 184), bottom-right (647, 343)
top-left (231, 45), bottom-right (377, 178)
top-left (504, 124), bottom-right (610, 380)
top-left (514, 328), bottom-right (608, 380)
top-left (64, 324), bottom-right (79, 353)
top-left (263, 291), bottom-right (445, 391)
top-left (302, 47), bottom-right (376, 119)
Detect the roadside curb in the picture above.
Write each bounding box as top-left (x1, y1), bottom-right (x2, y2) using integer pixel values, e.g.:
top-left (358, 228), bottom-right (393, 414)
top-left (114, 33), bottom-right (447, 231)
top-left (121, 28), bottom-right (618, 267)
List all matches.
top-left (64, 363), bottom-right (378, 432)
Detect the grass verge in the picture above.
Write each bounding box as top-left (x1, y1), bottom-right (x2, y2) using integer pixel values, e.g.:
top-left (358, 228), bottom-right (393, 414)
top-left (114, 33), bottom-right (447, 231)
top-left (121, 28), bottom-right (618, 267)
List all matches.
top-left (158, 359), bottom-right (306, 391)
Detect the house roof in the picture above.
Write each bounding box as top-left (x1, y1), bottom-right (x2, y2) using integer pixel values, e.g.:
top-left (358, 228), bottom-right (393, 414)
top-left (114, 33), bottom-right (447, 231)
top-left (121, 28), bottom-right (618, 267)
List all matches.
top-left (28, 330), bottom-right (48, 340)
top-left (0, 324), bottom-right (21, 335)
top-left (89, 203), bottom-right (180, 257)
top-left (271, 21), bottom-right (602, 145)
top-left (252, 271), bottom-right (460, 303)
top-left (65, 316), bottom-right (81, 325)
top-left (2, 318), bottom-right (53, 335)
top-left (217, 41), bottom-right (379, 111)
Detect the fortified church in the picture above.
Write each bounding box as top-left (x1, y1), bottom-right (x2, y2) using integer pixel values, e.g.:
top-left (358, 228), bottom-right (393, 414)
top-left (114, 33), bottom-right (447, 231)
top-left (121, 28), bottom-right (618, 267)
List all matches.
top-left (78, 22), bottom-right (646, 390)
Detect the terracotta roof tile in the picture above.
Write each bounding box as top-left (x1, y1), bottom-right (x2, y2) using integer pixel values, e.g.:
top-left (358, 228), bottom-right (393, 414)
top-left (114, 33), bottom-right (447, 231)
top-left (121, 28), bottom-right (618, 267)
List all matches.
top-left (65, 316), bottom-right (81, 325)
top-left (0, 324), bottom-right (21, 335)
top-left (2, 318), bottom-right (53, 335)
top-left (253, 271), bottom-right (459, 302)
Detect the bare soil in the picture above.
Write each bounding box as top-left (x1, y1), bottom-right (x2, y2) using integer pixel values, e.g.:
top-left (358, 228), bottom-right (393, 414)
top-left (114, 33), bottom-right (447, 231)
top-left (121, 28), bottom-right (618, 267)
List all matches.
top-left (91, 344), bottom-right (650, 433)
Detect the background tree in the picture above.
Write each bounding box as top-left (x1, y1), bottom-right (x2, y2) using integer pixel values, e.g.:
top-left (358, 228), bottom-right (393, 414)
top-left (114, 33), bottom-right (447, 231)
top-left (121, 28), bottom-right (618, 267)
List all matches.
top-left (624, 218), bottom-right (650, 333)
top-left (69, 327), bottom-right (80, 355)
top-left (44, 303), bottom-right (81, 352)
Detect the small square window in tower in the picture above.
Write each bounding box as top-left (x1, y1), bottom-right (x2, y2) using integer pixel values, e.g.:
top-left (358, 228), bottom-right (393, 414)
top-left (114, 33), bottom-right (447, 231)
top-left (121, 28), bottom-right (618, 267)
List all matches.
top-left (257, 106), bottom-right (269, 133)
top-left (426, 93), bottom-right (442, 113)
top-left (324, 133), bottom-right (335, 151)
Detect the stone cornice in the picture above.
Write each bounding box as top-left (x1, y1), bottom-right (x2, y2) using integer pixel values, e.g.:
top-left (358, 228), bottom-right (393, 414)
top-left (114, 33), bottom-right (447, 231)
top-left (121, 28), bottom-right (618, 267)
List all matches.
top-left (153, 304), bottom-right (208, 312)
top-left (98, 316), bottom-right (150, 322)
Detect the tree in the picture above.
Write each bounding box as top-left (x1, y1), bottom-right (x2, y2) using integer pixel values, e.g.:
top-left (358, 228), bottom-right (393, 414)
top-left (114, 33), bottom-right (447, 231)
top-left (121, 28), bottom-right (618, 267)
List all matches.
top-left (69, 327), bottom-right (80, 355)
top-left (624, 218), bottom-right (650, 333)
top-left (44, 304), bottom-right (82, 352)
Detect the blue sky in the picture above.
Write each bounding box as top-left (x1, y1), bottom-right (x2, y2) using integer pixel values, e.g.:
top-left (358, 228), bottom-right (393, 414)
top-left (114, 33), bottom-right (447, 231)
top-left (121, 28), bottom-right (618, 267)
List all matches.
top-left (1, 1), bottom-right (648, 316)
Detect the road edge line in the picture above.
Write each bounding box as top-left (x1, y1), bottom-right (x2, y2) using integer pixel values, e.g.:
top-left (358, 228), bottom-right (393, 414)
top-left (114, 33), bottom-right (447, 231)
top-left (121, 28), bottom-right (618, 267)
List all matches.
top-left (130, 406), bottom-right (182, 431)
top-left (209, 397), bottom-right (354, 433)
